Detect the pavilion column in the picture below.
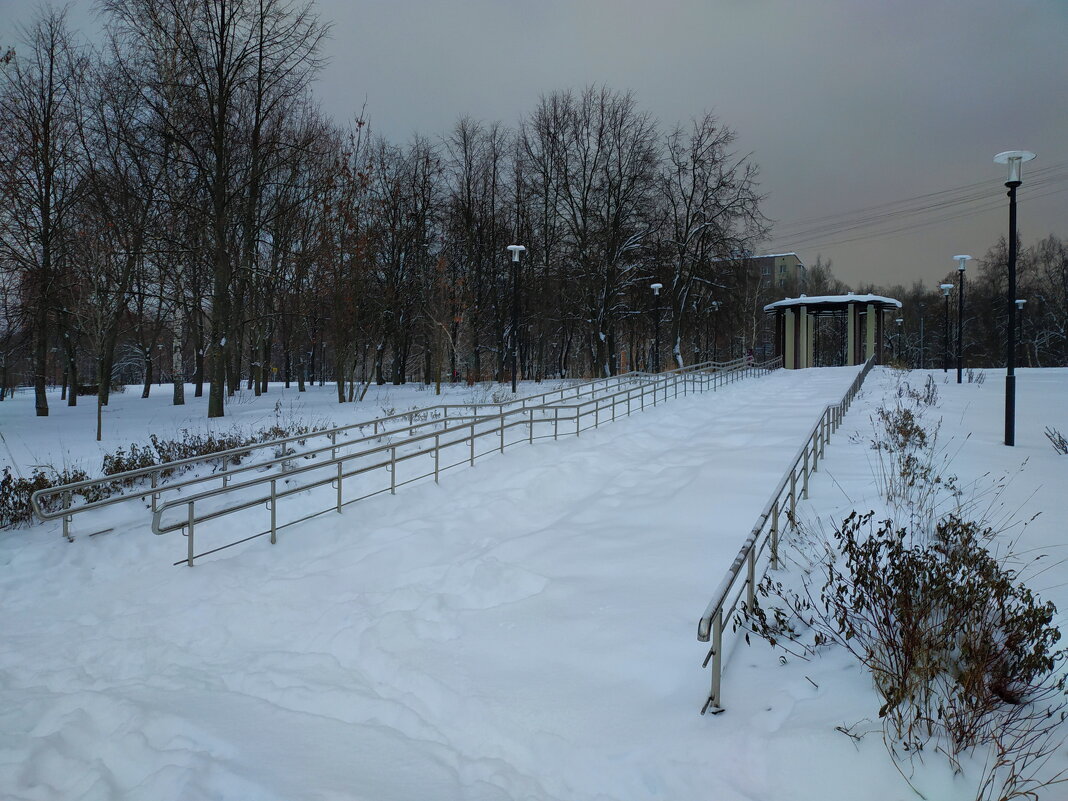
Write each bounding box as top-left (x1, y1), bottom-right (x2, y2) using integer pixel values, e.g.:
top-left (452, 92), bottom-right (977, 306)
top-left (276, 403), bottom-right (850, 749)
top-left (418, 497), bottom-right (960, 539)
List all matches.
top-left (775, 311), bottom-right (784, 360)
top-left (806, 310), bottom-right (815, 368)
top-left (784, 308), bottom-right (796, 369)
top-left (876, 309), bottom-right (884, 364)
top-left (865, 303), bottom-right (876, 362)
top-left (846, 303), bottom-right (857, 365)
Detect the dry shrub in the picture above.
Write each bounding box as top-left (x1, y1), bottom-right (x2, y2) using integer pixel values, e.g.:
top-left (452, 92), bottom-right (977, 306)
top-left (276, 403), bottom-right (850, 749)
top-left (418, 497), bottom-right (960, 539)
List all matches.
top-left (1, 420), bottom-right (334, 530)
top-left (743, 512), bottom-right (1066, 800)
top-left (1045, 427), bottom-right (1068, 456)
top-left (740, 393), bottom-right (1066, 800)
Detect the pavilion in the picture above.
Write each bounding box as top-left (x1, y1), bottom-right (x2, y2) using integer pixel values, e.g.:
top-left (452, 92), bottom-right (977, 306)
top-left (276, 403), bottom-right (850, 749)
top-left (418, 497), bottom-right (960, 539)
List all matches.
top-left (764, 293), bottom-right (903, 369)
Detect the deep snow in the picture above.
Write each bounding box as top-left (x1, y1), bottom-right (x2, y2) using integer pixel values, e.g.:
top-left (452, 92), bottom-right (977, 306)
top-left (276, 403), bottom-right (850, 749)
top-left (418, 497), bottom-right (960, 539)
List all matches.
top-left (1, 366), bottom-right (1066, 800)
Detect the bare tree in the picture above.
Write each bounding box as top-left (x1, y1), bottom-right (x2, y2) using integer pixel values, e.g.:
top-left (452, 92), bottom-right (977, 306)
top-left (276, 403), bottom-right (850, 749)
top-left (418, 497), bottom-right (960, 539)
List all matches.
top-left (0, 7), bottom-right (87, 416)
top-left (655, 112), bottom-right (767, 368)
top-left (102, 0), bottom-right (328, 417)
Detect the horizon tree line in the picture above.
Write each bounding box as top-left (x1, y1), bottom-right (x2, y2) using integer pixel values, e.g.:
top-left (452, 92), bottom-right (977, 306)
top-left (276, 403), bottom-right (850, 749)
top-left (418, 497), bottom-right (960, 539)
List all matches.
top-left (2, 4), bottom-right (1064, 421)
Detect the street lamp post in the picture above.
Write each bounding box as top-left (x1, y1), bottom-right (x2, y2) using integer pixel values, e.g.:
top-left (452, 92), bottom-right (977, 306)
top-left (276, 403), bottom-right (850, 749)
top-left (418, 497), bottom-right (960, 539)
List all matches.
top-left (995, 150), bottom-right (1036, 446)
top-left (895, 317), bottom-right (903, 360)
top-left (940, 283), bottom-right (954, 372)
top-left (918, 303), bottom-right (925, 369)
top-left (506, 244), bottom-right (526, 394)
top-left (650, 283), bottom-right (663, 372)
top-left (955, 255), bottom-right (972, 383)
top-left (1016, 298), bottom-right (1027, 367)
top-left (710, 300), bottom-right (721, 363)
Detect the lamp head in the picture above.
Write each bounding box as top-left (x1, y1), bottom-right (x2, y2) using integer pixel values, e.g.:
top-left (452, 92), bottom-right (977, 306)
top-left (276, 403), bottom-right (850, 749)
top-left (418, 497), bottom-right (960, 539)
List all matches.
top-left (506, 244), bottom-right (526, 262)
top-left (994, 150), bottom-right (1036, 184)
top-left (650, 282), bottom-right (663, 296)
top-left (896, 317), bottom-right (903, 325)
top-left (954, 254), bottom-right (972, 272)
top-left (1015, 298), bottom-right (1027, 309)
top-left (940, 283), bottom-right (954, 296)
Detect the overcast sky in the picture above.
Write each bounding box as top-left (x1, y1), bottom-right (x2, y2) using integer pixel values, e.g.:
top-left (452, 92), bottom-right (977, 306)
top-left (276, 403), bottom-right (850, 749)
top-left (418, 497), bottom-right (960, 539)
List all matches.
top-left (4, 0), bottom-right (1065, 290)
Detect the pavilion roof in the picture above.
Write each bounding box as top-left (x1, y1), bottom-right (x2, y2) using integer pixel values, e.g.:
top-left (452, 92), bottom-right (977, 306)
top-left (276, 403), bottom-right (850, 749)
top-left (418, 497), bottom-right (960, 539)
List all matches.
top-left (763, 293), bottom-right (902, 313)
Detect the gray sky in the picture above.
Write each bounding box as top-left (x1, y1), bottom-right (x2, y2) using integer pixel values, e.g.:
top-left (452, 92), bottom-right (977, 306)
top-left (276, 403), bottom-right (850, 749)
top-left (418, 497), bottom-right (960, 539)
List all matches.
top-left (4, 0), bottom-right (1066, 289)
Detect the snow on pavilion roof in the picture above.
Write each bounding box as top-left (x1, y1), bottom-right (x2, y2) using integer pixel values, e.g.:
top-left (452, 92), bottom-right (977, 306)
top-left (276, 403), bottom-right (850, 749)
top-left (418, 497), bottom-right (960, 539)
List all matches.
top-left (763, 293), bottom-right (902, 313)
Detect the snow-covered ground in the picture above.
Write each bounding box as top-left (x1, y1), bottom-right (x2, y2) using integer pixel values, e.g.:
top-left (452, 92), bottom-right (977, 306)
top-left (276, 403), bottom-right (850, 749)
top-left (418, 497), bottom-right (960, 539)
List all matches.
top-left (0, 380), bottom-right (570, 476)
top-left (1, 367), bottom-right (1066, 800)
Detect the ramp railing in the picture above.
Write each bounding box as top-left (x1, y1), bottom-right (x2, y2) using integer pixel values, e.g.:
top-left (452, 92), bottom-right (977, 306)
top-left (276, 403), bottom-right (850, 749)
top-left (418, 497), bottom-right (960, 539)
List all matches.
top-left (32, 361), bottom-right (747, 539)
top-left (696, 356), bottom-right (876, 714)
top-left (151, 357), bottom-right (780, 566)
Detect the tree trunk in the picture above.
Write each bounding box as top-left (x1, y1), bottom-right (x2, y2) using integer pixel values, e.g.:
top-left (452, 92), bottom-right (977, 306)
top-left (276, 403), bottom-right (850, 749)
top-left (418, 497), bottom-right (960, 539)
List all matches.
top-left (375, 343), bottom-right (385, 385)
top-left (194, 346), bottom-right (205, 398)
top-left (34, 307), bottom-right (49, 416)
top-left (142, 351), bottom-right (153, 398)
top-left (66, 347), bottom-right (77, 406)
top-left (172, 320), bottom-right (185, 406)
top-left (259, 336), bottom-right (270, 394)
top-left (334, 348), bottom-right (346, 403)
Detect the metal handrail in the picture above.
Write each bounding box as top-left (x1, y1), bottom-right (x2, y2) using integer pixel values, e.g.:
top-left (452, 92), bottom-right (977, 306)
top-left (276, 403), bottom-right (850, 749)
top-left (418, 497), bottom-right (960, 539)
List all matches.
top-left (696, 356), bottom-right (877, 714)
top-left (31, 361), bottom-right (744, 537)
top-left (152, 356), bottom-right (781, 566)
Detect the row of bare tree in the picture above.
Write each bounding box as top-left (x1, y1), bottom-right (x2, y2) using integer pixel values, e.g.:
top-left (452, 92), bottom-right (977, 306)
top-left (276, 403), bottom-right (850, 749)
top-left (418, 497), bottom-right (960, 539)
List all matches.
top-left (1, 3), bottom-right (775, 419)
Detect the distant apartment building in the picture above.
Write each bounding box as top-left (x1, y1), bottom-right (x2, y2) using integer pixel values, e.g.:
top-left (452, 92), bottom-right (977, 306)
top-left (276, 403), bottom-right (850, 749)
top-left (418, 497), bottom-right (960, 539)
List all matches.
top-left (753, 252), bottom-right (806, 291)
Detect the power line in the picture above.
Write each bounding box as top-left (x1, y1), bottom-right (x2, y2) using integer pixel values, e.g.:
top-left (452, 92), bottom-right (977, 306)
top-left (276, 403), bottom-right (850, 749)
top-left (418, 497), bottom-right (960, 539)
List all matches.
top-left (770, 161), bottom-right (1068, 250)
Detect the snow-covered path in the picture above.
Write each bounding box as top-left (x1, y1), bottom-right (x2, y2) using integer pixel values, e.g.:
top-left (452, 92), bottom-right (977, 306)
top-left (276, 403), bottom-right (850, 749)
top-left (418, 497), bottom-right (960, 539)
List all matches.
top-left (2, 367), bottom-right (866, 801)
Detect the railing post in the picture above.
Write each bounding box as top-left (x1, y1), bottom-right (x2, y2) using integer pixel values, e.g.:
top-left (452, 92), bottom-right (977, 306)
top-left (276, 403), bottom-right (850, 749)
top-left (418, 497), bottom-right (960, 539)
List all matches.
top-left (434, 434), bottom-right (440, 483)
top-left (812, 431), bottom-right (820, 472)
top-left (390, 447), bottom-right (397, 494)
top-left (789, 470), bottom-right (797, 525)
top-left (270, 479), bottom-right (277, 544)
top-left (770, 500), bottom-right (780, 570)
top-left (746, 547), bottom-right (756, 609)
top-left (554, 408), bottom-right (559, 440)
top-left (707, 610), bottom-right (723, 713)
top-left (470, 421), bottom-right (476, 465)
top-left (150, 472), bottom-right (159, 513)
top-left (330, 431), bottom-right (337, 460)
top-left (62, 490), bottom-right (72, 542)
top-left (186, 501), bottom-right (195, 566)
top-left (595, 403), bottom-right (600, 428)
top-left (221, 458), bottom-right (229, 488)
top-left (803, 447), bottom-right (810, 499)
top-left (499, 413), bottom-right (505, 453)
top-left (529, 408), bottom-right (535, 444)
top-left (337, 462), bottom-right (344, 511)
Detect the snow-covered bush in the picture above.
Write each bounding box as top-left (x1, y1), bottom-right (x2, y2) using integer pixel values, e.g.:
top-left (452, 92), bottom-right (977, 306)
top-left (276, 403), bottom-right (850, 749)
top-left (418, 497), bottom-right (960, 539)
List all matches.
top-left (2, 421), bottom-right (334, 530)
top-left (744, 511), bottom-right (1066, 800)
top-left (0, 466), bottom-right (96, 528)
top-left (740, 394), bottom-right (1067, 800)
top-left (870, 401), bottom-right (960, 538)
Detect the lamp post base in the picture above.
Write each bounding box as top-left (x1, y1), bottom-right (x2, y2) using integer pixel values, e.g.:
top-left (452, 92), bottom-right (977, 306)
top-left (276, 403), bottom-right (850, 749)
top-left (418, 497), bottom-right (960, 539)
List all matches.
top-left (1005, 373), bottom-right (1016, 446)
